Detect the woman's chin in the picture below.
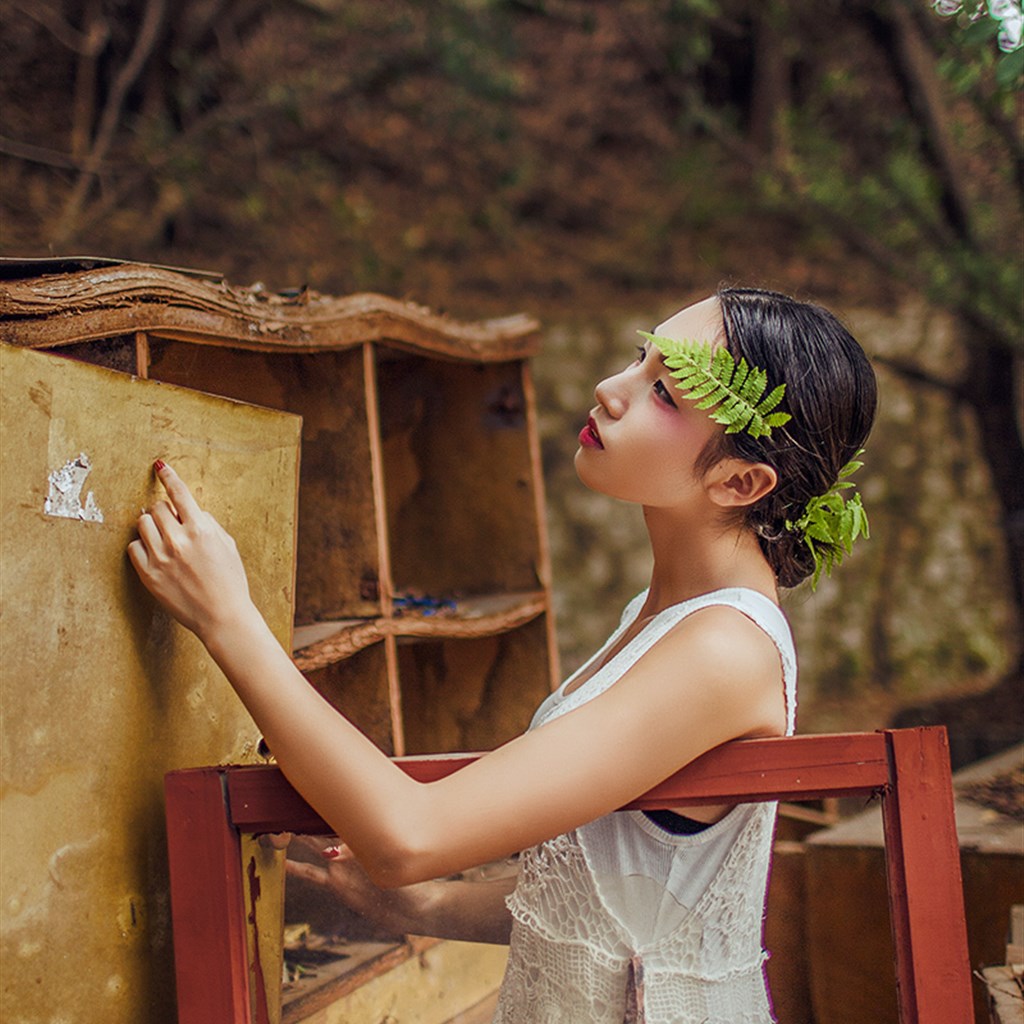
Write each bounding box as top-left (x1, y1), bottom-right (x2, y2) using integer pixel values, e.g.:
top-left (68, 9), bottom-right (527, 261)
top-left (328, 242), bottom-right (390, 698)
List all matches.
top-left (573, 452), bottom-right (613, 498)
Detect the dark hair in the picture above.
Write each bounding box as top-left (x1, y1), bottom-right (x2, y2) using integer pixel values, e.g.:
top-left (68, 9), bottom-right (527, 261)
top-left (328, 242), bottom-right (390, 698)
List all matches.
top-left (699, 286), bottom-right (878, 588)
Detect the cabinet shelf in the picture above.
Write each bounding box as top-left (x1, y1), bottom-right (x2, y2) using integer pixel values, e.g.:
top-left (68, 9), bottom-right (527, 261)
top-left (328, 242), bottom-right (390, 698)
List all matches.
top-left (292, 590), bottom-right (547, 670)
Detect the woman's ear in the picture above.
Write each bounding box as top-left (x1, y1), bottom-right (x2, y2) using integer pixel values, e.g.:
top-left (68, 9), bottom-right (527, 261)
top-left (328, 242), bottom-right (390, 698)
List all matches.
top-left (705, 459), bottom-right (777, 509)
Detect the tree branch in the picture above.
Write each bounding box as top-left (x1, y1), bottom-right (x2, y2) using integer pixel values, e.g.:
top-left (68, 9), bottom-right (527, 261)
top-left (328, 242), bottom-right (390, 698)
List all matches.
top-left (4, 0), bottom-right (108, 55)
top-left (0, 133), bottom-right (102, 171)
top-left (883, 0), bottom-right (978, 243)
top-left (869, 353), bottom-right (967, 399)
top-left (51, 0), bottom-right (167, 247)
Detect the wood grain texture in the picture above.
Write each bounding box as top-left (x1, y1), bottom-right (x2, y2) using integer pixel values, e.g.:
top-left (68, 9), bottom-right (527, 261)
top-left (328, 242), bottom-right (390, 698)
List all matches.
top-left (0, 344), bottom-right (299, 1024)
top-left (291, 592), bottom-right (547, 669)
top-left (219, 731), bottom-right (893, 835)
top-left (882, 728), bottom-right (973, 1024)
top-left (0, 264), bottom-right (540, 360)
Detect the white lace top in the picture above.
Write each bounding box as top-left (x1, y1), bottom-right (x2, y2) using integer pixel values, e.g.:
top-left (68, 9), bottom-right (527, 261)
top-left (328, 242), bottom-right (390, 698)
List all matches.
top-left (492, 588), bottom-right (797, 1024)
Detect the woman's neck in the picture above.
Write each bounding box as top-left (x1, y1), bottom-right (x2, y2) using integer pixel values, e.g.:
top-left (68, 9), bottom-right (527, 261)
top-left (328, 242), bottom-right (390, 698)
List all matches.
top-left (641, 504), bottom-right (778, 612)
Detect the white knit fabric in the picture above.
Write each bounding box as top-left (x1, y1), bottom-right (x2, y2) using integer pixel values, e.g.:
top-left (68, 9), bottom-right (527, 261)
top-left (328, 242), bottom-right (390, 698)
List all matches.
top-left (492, 588), bottom-right (797, 1024)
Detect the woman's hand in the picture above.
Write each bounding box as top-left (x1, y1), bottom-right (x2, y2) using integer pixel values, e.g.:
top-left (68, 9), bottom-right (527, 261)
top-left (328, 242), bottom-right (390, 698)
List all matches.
top-left (284, 836), bottom-right (516, 944)
top-left (285, 836), bottom-right (433, 936)
top-left (128, 461), bottom-right (257, 642)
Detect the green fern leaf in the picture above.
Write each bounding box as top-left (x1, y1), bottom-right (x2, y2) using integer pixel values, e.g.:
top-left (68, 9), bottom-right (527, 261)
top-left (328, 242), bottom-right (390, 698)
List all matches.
top-left (786, 454), bottom-right (870, 590)
top-left (760, 384), bottom-right (787, 415)
top-left (641, 332), bottom-right (792, 439)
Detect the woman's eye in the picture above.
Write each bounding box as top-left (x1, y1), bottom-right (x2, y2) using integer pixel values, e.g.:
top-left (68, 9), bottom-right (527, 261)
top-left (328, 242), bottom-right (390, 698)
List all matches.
top-left (634, 344), bottom-right (647, 364)
top-left (654, 380), bottom-right (677, 407)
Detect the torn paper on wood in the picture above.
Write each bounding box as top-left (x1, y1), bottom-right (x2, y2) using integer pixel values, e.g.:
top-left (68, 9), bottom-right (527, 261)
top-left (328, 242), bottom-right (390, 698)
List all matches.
top-left (44, 453), bottom-right (104, 522)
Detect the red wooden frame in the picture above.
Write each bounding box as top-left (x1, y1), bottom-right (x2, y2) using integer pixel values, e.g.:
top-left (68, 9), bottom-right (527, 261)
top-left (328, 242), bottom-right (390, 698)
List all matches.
top-left (164, 727), bottom-right (972, 1023)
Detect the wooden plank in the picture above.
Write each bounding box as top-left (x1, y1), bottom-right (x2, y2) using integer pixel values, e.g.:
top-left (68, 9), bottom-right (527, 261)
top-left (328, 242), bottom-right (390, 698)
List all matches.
top-left (399, 618), bottom-right (553, 755)
top-left (521, 360), bottom-right (561, 688)
top-left (281, 937), bottom-right (507, 1024)
top-left (881, 727), bottom-right (973, 1024)
top-left (135, 330), bottom-right (149, 377)
top-left (291, 591), bottom-right (547, 670)
top-left (167, 728), bottom-right (971, 1024)
top-left (1009, 904), bottom-right (1024, 966)
top-left (303, 646), bottom-right (396, 757)
top-left (377, 355), bottom-right (542, 597)
top-left (627, 731), bottom-right (890, 806)
top-left (0, 265), bottom-right (541, 359)
top-left (220, 733), bottom-right (890, 836)
top-left (0, 345), bottom-right (299, 1024)
top-left (146, 342), bottom-right (381, 623)
top-left (165, 770), bottom-right (254, 1024)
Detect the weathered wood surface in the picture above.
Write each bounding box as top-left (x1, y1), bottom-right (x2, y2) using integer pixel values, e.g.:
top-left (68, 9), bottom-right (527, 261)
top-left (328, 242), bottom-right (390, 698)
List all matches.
top-left (806, 741), bottom-right (1021, 1024)
top-left (222, 732), bottom-right (895, 835)
top-left (0, 263), bottom-right (540, 360)
top-left (0, 344), bottom-right (300, 1024)
top-left (292, 591), bottom-right (548, 669)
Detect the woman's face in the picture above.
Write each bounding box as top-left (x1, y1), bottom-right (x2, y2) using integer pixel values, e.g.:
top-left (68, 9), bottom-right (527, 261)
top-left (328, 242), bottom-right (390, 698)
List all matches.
top-left (574, 297), bottom-right (725, 508)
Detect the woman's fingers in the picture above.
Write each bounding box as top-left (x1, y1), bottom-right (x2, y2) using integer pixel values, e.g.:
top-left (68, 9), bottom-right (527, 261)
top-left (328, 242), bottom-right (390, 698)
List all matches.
top-left (155, 461), bottom-right (203, 524)
top-left (128, 459), bottom-right (256, 640)
top-left (285, 859), bottom-right (331, 887)
top-left (133, 510), bottom-right (161, 552)
top-left (289, 834), bottom-right (350, 859)
top-left (127, 537), bottom-right (149, 573)
top-left (148, 500), bottom-right (182, 543)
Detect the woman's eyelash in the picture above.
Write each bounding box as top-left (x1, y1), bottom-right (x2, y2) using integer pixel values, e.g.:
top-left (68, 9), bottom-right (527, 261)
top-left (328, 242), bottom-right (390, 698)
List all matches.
top-left (634, 344), bottom-right (647, 362)
top-left (654, 380), bottom-right (677, 407)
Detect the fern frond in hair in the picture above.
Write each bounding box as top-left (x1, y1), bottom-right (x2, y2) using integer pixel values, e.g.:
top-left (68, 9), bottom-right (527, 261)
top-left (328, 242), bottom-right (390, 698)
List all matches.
top-left (786, 453), bottom-right (870, 588)
top-left (640, 332), bottom-right (791, 439)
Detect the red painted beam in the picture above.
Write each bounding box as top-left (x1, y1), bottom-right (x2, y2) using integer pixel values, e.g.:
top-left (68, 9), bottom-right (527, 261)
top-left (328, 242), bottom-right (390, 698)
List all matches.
top-left (626, 731), bottom-right (889, 809)
top-left (881, 727), bottom-right (973, 1024)
top-left (165, 769), bottom-right (253, 1024)
top-left (166, 728), bottom-right (971, 1024)
top-left (219, 732), bottom-right (890, 835)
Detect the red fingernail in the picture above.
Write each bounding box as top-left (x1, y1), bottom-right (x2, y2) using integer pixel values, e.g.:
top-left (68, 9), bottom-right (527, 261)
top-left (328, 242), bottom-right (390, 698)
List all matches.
top-left (154, 459), bottom-right (166, 472)
top-left (321, 846), bottom-right (342, 860)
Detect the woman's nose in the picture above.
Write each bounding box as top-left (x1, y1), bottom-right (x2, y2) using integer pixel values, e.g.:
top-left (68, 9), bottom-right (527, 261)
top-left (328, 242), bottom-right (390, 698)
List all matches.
top-left (594, 370), bottom-right (627, 419)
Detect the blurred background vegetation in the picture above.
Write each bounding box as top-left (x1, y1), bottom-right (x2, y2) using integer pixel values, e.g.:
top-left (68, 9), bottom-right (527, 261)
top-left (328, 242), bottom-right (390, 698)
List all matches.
top-left (1, 0), bottom-right (1021, 762)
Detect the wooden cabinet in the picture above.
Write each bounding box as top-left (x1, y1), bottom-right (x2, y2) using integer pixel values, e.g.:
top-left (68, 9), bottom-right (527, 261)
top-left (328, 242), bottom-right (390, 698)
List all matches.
top-left (0, 260), bottom-right (560, 764)
top-left (1, 258), bottom-right (558, 1020)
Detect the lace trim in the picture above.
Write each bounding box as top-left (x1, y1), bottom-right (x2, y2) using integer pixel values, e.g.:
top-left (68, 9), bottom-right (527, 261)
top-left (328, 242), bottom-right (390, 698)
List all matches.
top-left (509, 798), bottom-right (775, 961)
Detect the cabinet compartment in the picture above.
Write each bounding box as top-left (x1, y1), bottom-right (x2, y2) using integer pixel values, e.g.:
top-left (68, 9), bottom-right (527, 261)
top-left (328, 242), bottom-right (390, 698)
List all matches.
top-left (377, 351), bottom-right (541, 599)
top-left (398, 616), bottom-right (552, 755)
top-left (51, 333), bottom-right (142, 375)
top-left (148, 340), bottom-right (381, 623)
top-left (303, 644), bottom-right (396, 756)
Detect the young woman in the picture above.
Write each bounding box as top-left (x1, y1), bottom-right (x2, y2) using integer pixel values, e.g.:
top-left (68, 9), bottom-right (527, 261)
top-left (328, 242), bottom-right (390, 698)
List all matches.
top-left (130, 286), bottom-right (876, 1022)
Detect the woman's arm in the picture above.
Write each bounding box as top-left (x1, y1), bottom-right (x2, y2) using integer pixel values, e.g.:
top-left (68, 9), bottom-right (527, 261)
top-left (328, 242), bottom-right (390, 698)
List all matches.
top-left (130, 463), bottom-right (785, 888)
top-left (285, 838), bottom-right (516, 945)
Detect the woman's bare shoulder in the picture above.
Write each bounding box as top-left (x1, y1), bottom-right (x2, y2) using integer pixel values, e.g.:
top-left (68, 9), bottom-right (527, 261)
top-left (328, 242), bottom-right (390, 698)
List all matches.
top-left (620, 602), bottom-right (788, 735)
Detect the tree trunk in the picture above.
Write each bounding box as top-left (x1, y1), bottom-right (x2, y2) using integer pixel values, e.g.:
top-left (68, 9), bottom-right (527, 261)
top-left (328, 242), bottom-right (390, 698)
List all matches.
top-left (960, 331), bottom-right (1024, 652)
top-left (749, 6), bottom-right (790, 160)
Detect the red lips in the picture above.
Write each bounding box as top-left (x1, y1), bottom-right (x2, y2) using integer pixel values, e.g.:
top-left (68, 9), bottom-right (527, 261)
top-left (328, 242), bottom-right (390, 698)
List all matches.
top-left (579, 415), bottom-right (604, 450)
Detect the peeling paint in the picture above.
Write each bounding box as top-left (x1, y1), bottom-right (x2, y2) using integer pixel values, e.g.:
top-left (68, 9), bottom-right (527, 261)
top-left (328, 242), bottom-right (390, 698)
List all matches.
top-left (47, 833), bottom-right (105, 890)
top-left (43, 453), bottom-right (104, 522)
top-left (246, 856), bottom-right (272, 1024)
